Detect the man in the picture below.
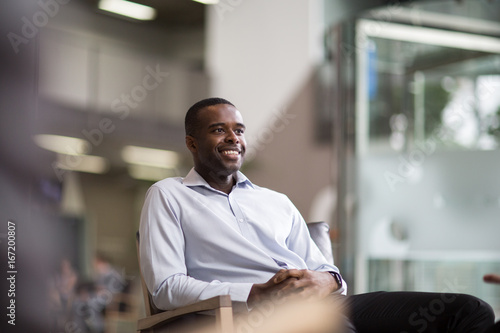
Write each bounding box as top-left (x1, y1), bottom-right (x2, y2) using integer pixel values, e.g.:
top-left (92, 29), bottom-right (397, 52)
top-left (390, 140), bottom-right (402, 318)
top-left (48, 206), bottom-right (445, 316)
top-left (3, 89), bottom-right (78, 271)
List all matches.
top-left (140, 97), bottom-right (495, 332)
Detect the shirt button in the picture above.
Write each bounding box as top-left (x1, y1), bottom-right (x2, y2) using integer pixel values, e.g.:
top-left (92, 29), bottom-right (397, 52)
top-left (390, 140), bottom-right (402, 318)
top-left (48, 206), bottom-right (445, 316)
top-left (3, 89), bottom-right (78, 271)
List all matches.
top-left (238, 219), bottom-right (244, 223)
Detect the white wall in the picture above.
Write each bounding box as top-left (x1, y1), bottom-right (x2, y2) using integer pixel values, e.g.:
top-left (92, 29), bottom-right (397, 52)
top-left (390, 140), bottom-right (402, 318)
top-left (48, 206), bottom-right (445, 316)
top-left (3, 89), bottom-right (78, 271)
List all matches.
top-left (206, 0), bottom-right (325, 149)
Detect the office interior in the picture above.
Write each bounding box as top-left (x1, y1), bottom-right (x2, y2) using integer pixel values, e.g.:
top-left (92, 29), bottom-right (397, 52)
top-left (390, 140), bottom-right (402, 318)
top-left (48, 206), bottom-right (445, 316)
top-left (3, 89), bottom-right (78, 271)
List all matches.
top-left (1, 0), bottom-right (500, 332)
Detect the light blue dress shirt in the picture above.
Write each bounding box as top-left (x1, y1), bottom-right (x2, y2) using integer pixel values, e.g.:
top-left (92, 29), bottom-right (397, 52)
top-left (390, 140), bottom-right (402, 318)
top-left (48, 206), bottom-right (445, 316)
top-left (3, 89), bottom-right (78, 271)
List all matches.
top-left (139, 168), bottom-right (346, 311)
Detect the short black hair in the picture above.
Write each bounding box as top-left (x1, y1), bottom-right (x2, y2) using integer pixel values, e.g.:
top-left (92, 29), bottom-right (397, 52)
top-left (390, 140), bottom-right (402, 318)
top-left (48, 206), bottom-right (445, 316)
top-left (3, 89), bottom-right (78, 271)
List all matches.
top-left (185, 97), bottom-right (235, 136)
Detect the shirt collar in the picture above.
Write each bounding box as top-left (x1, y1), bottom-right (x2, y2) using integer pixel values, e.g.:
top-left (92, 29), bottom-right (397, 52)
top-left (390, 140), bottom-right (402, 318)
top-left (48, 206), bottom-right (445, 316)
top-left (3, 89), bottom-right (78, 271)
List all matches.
top-left (182, 168), bottom-right (254, 190)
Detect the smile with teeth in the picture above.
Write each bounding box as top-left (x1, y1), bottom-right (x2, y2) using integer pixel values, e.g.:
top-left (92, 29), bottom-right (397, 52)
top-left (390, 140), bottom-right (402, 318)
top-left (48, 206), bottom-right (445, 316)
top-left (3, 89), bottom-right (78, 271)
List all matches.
top-left (221, 150), bottom-right (240, 156)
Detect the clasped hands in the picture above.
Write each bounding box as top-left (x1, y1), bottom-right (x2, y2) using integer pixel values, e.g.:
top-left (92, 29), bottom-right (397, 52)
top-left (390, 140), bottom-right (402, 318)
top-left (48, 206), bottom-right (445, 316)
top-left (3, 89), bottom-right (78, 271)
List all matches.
top-left (247, 269), bottom-right (339, 307)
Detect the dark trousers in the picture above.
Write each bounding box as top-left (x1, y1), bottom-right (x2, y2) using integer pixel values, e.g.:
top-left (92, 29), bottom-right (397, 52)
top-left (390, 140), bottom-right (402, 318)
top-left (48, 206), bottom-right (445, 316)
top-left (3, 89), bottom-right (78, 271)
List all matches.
top-left (343, 291), bottom-right (495, 333)
top-left (486, 321), bottom-right (500, 333)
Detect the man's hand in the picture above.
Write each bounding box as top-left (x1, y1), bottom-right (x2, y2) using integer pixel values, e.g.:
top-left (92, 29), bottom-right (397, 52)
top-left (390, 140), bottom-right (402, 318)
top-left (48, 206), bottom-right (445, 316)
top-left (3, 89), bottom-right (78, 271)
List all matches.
top-left (248, 269), bottom-right (339, 306)
top-left (272, 269), bottom-right (339, 298)
top-left (483, 273), bottom-right (500, 284)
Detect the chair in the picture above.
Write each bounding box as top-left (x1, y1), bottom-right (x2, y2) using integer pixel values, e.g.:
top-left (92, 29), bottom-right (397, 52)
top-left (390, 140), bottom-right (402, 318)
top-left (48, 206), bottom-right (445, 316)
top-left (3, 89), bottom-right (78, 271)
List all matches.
top-left (136, 221), bottom-right (334, 332)
top-left (306, 221), bottom-right (335, 265)
top-left (136, 233), bottom-right (233, 333)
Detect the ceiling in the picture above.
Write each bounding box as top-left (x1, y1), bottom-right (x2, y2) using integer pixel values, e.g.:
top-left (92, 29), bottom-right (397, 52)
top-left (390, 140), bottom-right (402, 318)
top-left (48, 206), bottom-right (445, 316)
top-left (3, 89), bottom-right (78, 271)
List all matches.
top-left (88, 0), bottom-right (206, 29)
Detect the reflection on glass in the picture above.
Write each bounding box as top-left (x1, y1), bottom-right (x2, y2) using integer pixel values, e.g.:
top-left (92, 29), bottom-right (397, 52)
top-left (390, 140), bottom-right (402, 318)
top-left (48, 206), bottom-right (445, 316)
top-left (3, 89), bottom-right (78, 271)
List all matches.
top-left (364, 34), bottom-right (500, 153)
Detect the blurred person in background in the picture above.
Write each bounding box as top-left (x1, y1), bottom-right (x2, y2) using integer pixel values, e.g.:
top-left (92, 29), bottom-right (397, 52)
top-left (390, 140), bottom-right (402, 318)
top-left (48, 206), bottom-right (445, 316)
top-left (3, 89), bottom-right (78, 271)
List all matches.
top-left (93, 252), bottom-right (127, 296)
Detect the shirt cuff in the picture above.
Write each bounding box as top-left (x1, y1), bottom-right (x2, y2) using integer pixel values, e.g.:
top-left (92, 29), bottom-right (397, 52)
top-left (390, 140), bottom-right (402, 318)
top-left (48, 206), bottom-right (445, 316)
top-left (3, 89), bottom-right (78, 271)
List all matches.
top-left (333, 278), bottom-right (347, 295)
top-left (325, 271), bottom-right (347, 296)
top-left (228, 282), bottom-right (254, 302)
top-left (229, 282), bottom-right (254, 312)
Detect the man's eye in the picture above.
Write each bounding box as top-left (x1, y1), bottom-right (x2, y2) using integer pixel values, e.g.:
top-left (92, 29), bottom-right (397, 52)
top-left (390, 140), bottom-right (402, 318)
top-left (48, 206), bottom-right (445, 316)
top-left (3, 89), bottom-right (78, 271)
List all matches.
top-left (214, 128), bottom-right (224, 133)
top-left (235, 129), bottom-right (244, 134)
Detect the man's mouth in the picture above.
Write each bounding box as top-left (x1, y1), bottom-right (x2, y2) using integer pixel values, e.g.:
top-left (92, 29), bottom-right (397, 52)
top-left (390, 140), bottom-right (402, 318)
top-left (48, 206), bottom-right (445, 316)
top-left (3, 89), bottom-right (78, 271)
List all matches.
top-left (221, 150), bottom-right (240, 156)
top-left (219, 147), bottom-right (242, 157)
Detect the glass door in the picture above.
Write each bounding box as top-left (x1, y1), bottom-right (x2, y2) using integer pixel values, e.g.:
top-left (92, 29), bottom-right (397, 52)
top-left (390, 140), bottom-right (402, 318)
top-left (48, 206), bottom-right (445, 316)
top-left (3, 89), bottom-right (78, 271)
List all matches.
top-left (348, 6), bottom-right (500, 316)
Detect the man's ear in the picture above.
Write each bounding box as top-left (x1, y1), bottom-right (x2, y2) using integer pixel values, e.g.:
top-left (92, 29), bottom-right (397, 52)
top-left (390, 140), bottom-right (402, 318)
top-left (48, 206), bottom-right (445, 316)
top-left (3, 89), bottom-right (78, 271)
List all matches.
top-left (185, 135), bottom-right (197, 153)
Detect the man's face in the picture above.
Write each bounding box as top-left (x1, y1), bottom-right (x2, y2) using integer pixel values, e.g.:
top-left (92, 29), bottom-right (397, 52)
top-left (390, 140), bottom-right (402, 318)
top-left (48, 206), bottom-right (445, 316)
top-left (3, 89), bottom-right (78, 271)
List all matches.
top-left (187, 104), bottom-right (246, 178)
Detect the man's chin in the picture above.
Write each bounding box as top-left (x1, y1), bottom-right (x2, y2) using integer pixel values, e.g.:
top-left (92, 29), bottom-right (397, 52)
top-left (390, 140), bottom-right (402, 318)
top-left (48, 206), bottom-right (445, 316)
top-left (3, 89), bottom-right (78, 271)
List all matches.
top-left (226, 164), bottom-right (242, 174)
top-left (222, 161), bottom-right (243, 174)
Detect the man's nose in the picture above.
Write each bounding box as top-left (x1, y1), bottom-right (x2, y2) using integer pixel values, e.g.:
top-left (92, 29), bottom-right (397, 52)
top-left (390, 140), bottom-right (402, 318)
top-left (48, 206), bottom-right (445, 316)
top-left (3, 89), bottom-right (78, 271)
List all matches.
top-left (225, 131), bottom-right (239, 143)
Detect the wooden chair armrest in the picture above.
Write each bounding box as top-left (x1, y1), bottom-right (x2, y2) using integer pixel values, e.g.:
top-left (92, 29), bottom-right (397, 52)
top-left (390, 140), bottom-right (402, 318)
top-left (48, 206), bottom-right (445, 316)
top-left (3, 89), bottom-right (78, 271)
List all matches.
top-left (137, 295), bottom-right (232, 331)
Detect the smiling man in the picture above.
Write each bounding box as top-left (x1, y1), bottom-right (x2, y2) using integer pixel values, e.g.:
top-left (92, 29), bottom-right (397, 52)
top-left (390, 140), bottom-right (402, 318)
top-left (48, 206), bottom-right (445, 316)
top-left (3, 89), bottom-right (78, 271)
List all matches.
top-left (140, 98), bottom-right (343, 314)
top-left (184, 100), bottom-right (247, 195)
top-left (139, 97), bottom-right (495, 332)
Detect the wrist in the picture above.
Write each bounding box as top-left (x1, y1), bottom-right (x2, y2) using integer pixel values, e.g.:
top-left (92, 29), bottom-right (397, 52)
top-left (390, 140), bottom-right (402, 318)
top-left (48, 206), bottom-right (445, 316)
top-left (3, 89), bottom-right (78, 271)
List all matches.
top-left (247, 284), bottom-right (263, 306)
top-left (328, 271), bottom-right (342, 292)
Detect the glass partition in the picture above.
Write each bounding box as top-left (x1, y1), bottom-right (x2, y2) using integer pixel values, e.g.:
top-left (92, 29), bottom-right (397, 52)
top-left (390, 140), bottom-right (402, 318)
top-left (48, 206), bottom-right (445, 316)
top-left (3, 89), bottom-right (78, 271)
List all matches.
top-left (356, 19), bottom-right (500, 155)
top-left (350, 8), bottom-right (500, 318)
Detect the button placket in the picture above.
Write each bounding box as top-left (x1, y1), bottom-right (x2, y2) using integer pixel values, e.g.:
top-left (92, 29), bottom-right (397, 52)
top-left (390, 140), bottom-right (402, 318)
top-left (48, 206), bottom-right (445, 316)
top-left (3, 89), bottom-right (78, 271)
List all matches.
top-left (228, 193), bottom-right (251, 237)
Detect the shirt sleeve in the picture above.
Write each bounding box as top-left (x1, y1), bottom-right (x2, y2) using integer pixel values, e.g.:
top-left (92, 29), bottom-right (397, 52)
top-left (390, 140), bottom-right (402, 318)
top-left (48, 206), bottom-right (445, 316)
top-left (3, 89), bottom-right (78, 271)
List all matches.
top-left (139, 185), bottom-right (254, 310)
top-left (285, 199), bottom-right (347, 295)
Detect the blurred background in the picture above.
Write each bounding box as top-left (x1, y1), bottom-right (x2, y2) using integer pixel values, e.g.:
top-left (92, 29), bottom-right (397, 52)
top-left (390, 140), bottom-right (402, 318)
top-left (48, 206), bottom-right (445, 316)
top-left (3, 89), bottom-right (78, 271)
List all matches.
top-left (1, 0), bottom-right (499, 332)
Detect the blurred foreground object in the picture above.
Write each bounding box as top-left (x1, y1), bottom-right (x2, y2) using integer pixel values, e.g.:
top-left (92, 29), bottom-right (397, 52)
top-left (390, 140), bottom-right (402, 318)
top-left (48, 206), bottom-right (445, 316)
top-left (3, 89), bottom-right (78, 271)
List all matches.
top-left (232, 296), bottom-right (344, 333)
top-left (484, 274), bottom-right (500, 284)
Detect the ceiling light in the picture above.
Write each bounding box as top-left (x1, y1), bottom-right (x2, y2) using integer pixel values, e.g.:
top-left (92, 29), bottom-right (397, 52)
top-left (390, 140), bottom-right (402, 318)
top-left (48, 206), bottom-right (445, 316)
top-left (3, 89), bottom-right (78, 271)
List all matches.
top-left (121, 145), bottom-right (179, 168)
top-left (55, 154), bottom-right (109, 174)
top-left (34, 134), bottom-right (91, 156)
top-left (127, 164), bottom-right (177, 181)
top-left (358, 20), bottom-right (500, 54)
top-left (192, 0), bottom-right (220, 4)
top-left (98, 0), bottom-right (157, 21)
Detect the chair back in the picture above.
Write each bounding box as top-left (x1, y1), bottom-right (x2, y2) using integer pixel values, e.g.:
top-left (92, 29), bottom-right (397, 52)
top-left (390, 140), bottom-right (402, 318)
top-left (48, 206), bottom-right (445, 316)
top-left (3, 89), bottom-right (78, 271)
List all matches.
top-left (307, 221), bottom-right (334, 264)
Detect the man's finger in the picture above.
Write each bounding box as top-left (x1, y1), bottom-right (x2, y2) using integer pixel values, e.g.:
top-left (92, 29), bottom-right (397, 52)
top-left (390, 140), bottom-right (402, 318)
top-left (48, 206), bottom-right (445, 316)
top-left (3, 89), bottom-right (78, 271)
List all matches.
top-left (274, 280), bottom-right (304, 298)
top-left (273, 269), bottom-right (301, 283)
top-left (272, 269), bottom-right (289, 284)
top-left (275, 269), bottom-right (304, 283)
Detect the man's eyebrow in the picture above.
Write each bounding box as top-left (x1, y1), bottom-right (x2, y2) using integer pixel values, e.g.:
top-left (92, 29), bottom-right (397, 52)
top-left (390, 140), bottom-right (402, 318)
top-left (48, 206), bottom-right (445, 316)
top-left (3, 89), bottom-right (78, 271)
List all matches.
top-left (207, 122), bottom-right (246, 129)
top-left (208, 122), bottom-right (225, 129)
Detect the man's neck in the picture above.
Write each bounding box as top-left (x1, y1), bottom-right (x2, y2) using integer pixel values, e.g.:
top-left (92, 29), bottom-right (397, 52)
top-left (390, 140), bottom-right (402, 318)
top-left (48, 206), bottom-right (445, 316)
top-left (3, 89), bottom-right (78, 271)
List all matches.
top-left (195, 168), bottom-right (236, 194)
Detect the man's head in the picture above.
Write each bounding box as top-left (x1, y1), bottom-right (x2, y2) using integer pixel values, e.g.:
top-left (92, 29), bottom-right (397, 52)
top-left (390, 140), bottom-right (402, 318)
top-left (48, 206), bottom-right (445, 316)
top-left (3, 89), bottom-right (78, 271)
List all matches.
top-left (185, 98), bottom-right (246, 179)
top-left (185, 97), bottom-right (235, 137)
